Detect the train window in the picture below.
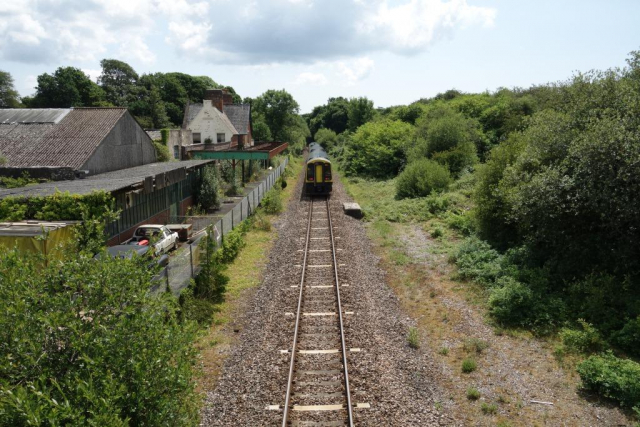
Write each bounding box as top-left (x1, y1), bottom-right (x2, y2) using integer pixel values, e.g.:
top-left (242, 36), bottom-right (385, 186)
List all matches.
top-left (307, 165), bottom-right (314, 181)
top-left (324, 164), bottom-right (332, 180)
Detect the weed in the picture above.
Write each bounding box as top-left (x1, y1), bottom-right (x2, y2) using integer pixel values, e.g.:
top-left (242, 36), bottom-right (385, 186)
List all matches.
top-left (515, 400), bottom-right (524, 409)
top-left (390, 249), bottom-right (410, 266)
top-left (462, 358), bottom-right (477, 373)
top-left (439, 347), bottom-right (449, 356)
top-left (463, 338), bottom-right (490, 354)
top-left (253, 212), bottom-right (272, 232)
top-left (496, 421), bottom-right (512, 427)
top-left (481, 402), bottom-right (497, 415)
top-left (407, 327), bottom-right (420, 349)
top-left (431, 227), bottom-right (443, 238)
top-left (434, 401), bottom-right (443, 411)
top-left (466, 388), bottom-right (481, 400)
top-left (497, 395), bottom-right (509, 404)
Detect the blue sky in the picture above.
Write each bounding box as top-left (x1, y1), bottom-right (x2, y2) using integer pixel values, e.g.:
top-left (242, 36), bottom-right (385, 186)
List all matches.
top-left (1, 0), bottom-right (638, 113)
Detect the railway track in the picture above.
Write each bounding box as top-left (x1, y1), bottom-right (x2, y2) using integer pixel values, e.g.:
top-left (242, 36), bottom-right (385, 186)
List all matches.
top-left (281, 196), bottom-right (355, 427)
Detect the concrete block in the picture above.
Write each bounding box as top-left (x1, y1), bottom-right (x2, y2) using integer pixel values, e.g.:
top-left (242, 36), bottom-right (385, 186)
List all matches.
top-left (343, 202), bottom-right (363, 219)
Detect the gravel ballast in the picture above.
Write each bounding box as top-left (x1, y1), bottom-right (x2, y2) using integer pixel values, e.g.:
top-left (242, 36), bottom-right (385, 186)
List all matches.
top-left (201, 168), bottom-right (454, 426)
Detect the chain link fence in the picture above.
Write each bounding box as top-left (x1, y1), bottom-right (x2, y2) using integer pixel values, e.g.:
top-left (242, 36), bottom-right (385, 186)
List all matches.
top-left (165, 158), bottom-right (288, 295)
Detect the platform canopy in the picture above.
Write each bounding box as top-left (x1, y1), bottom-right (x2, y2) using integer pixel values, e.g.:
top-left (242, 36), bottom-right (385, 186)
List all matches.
top-left (186, 142), bottom-right (288, 161)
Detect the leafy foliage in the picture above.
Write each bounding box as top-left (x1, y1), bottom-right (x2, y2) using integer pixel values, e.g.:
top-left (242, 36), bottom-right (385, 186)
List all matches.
top-left (342, 119), bottom-right (413, 179)
top-left (0, 70), bottom-right (21, 107)
top-left (396, 158), bottom-right (451, 199)
top-left (577, 352), bottom-right (640, 410)
top-left (26, 67), bottom-right (106, 108)
top-left (197, 165), bottom-right (221, 210)
top-left (0, 249), bottom-right (199, 426)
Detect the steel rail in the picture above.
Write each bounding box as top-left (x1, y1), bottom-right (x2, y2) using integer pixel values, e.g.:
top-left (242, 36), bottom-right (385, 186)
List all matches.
top-left (327, 198), bottom-right (355, 426)
top-left (282, 197), bottom-right (314, 426)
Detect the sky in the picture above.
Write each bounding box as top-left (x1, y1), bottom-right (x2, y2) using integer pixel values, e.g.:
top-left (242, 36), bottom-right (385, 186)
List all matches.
top-left (1, 0), bottom-right (639, 113)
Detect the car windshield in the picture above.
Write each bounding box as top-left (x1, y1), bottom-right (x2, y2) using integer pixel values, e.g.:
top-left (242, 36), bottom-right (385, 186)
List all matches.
top-left (136, 228), bottom-right (161, 238)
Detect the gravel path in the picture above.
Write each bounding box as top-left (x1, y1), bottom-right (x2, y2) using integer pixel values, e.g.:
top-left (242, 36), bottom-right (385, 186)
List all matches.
top-left (200, 168), bottom-right (454, 426)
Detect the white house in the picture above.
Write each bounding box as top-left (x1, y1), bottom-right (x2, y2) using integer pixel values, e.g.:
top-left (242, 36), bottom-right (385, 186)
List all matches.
top-left (182, 89), bottom-right (252, 150)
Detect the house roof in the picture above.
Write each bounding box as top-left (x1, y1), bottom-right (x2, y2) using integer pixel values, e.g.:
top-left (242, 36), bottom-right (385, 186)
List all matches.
top-left (224, 104), bottom-right (251, 135)
top-left (185, 103), bottom-right (251, 135)
top-left (186, 103), bottom-right (203, 123)
top-left (0, 108), bottom-right (127, 169)
top-left (0, 159), bottom-right (213, 198)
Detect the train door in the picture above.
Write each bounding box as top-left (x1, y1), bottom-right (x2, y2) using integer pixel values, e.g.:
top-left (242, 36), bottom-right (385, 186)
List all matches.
top-left (315, 163), bottom-right (324, 183)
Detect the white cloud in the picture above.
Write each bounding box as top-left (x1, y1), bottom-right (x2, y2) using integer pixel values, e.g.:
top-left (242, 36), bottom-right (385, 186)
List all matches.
top-left (338, 57), bottom-right (375, 86)
top-left (293, 72), bottom-right (329, 86)
top-left (0, 0), bottom-right (496, 66)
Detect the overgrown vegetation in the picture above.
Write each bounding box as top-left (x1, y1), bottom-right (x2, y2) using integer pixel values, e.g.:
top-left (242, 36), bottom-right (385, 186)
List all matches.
top-left (0, 247), bottom-right (199, 425)
top-left (331, 49), bottom-right (640, 416)
top-left (197, 165), bottom-right (221, 211)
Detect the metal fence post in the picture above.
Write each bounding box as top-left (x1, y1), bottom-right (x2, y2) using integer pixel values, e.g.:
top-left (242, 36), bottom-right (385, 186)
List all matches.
top-left (189, 243), bottom-right (194, 278)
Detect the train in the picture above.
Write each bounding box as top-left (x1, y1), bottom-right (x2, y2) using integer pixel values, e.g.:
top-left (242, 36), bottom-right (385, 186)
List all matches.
top-left (305, 142), bottom-right (333, 195)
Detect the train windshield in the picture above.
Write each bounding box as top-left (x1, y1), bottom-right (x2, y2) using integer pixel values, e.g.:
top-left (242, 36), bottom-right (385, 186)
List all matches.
top-left (307, 165), bottom-right (315, 181)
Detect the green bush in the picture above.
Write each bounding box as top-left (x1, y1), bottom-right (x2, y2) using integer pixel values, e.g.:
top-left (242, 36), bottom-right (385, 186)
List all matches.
top-left (488, 277), bottom-right (535, 326)
top-left (454, 237), bottom-right (503, 285)
top-left (614, 317), bottom-right (640, 357)
top-left (461, 358), bottom-right (477, 373)
top-left (152, 139), bottom-right (171, 162)
top-left (560, 319), bottom-right (605, 354)
top-left (0, 249), bottom-right (199, 426)
top-left (407, 327), bottom-right (420, 349)
top-left (577, 352), bottom-right (640, 409)
top-left (480, 403), bottom-right (497, 415)
top-left (342, 119), bottom-right (414, 179)
top-left (466, 388), bottom-right (481, 400)
top-left (395, 158), bottom-right (451, 199)
top-left (197, 165), bottom-right (221, 210)
top-left (261, 184), bottom-right (283, 214)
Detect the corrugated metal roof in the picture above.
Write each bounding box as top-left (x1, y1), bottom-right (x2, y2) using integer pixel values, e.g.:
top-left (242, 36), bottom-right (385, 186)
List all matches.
top-left (0, 108), bottom-right (127, 169)
top-left (0, 159), bottom-right (213, 198)
top-left (0, 109), bottom-right (71, 124)
top-left (0, 221), bottom-right (77, 236)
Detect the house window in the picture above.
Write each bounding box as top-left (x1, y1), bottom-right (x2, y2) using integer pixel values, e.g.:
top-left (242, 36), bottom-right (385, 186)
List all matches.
top-left (173, 146), bottom-right (179, 159)
top-left (193, 133), bottom-right (201, 144)
top-left (217, 133), bottom-right (225, 143)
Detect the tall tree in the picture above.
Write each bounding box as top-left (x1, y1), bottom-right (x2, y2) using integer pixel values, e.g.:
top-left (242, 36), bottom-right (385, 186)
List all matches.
top-left (347, 97), bottom-right (375, 132)
top-left (31, 67), bottom-right (106, 108)
top-left (0, 71), bottom-right (21, 108)
top-left (148, 85), bottom-right (170, 129)
top-left (252, 89), bottom-right (300, 141)
top-left (98, 59), bottom-right (139, 107)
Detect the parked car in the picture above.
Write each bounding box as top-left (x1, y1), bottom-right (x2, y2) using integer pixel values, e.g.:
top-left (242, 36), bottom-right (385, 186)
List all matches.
top-left (126, 225), bottom-right (178, 255)
top-left (102, 244), bottom-right (170, 294)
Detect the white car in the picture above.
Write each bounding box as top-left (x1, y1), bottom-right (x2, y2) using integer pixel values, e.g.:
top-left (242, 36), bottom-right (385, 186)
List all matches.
top-left (128, 225), bottom-right (179, 255)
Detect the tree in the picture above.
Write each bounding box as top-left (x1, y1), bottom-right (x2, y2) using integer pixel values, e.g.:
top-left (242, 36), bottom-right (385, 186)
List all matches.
top-left (307, 97), bottom-right (350, 136)
top-left (98, 59), bottom-right (139, 107)
top-left (31, 67), bottom-right (106, 108)
top-left (411, 105), bottom-right (480, 176)
top-left (252, 113), bottom-right (272, 141)
top-left (252, 89), bottom-right (300, 141)
top-left (342, 119), bottom-right (413, 178)
top-left (347, 97), bottom-right (376, 132)
top-left (0, 71), bottom-right (21, 107)
top-left (314, 128), bottom-right (338, 151)
top-left (148, 85), bottom-right (170, 129)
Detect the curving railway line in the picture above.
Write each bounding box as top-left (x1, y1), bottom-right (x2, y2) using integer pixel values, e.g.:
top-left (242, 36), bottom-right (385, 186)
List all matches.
top-left (281, 196), bottom-right (355, 426)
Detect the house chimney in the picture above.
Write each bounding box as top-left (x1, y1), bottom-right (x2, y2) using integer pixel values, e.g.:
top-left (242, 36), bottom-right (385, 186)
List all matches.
top-left (222, 89), bottom-right (234, 105)
top-left (204, 89), bottom-right (224, 112)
